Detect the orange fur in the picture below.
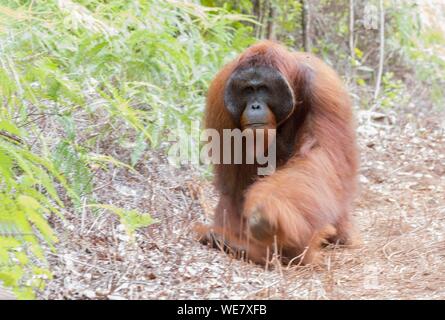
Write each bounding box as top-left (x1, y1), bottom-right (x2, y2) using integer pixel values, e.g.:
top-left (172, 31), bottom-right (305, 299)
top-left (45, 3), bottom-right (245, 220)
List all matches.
top-left (198, 41), bottom-right (359, 265)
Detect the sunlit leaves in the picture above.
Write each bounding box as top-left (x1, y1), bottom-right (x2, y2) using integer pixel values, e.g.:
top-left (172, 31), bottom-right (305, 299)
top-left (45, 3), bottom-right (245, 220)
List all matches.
top-left (0, 120), bottom-right (64, 299)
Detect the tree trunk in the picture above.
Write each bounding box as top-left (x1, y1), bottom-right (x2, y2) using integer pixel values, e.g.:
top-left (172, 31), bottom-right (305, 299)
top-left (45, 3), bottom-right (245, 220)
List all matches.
top-left (253, 0), bottom-right (261, 38)
top-left (374, 0), bottom-right (385, 100)
top-left (349, 0), bottom-right (355, 59)
top-left (266, 3), bottom-right (277, 40)
top-left (301, 0), bottom-right (311, 52)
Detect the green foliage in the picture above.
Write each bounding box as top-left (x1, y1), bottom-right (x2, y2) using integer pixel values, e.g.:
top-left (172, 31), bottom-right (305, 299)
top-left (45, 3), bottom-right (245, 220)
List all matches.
top-left (0, 119), bottom-right (66, 299)
top-left (1, 0), bottom-right (255, 151)
top-left (379, 72), bottom-right (408, 109)
top-left (386, 1), bottom-right (445, 107)
top-left (87, 204), bottom-right (154, 239)
top-left (52, 140), bottom-right (92, 200)
top-left (270, 0), bottom-right (303, 47)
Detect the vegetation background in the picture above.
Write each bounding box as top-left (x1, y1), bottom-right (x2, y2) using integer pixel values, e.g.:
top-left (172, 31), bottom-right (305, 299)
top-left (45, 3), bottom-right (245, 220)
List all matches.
top-left (0, 0), bottom-right (444, 299)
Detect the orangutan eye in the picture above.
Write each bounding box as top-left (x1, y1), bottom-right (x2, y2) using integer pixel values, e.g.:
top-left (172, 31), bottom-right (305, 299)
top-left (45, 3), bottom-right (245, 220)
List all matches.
top-left (257, 85), bottom-right (268, 93)
top-left (243, 86), bottom-right (254, 94)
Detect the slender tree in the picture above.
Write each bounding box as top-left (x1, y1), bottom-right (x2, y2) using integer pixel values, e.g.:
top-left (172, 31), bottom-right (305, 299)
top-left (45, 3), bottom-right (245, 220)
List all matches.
top-left (301, 0), bottom-right (311, 52)
top-left (374, 0), bottom-right (385, 100)
top-left (349, 0), bottom-right (355, 59)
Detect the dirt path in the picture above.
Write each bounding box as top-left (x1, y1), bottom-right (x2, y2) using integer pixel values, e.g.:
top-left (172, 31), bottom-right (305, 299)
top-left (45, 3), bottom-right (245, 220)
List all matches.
top-left (41, 112), bottom-right (445, 299)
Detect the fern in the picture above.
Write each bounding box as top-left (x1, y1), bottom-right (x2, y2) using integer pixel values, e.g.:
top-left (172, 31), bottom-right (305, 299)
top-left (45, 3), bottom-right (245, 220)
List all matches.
top-left (52, 140), bottom-right (92, 201)
top-left (87, 204), bottom-right (154, 239)
top-left (0, 121), bottom-right (66, 299)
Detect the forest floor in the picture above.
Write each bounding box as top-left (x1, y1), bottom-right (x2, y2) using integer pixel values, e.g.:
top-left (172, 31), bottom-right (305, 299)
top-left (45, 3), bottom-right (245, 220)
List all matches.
top-left (40, 107), bottom-right (445, 300)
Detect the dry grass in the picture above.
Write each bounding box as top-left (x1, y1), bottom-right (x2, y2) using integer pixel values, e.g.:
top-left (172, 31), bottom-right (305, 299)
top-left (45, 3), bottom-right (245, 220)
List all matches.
top-left (39, 109), bottom-right (445, 300)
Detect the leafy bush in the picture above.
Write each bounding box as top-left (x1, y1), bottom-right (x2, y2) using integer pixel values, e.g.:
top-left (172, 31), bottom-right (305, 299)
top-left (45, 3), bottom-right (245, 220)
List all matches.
top-left (0, 120), bottom-right (68, 299)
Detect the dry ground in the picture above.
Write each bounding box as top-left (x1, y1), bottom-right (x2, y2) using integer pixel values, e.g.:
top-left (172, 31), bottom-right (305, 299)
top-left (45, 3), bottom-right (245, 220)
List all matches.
top-left (40, 109), bottom-right (445, 300)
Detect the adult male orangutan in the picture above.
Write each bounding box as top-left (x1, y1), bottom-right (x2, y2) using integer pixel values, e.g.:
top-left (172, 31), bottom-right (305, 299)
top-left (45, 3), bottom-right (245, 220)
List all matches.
top-left (197, 41), bottom-right (359, 265)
